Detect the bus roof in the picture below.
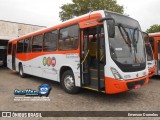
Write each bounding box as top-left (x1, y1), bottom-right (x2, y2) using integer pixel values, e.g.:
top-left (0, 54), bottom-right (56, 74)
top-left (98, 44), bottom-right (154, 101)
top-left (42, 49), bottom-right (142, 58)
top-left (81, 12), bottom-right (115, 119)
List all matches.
top-left (9, 10), bottom-right (138, 43)
top-left (149, 32), bottom-right (160, 37)
top-left (9, 10), bottom-right (106, 42)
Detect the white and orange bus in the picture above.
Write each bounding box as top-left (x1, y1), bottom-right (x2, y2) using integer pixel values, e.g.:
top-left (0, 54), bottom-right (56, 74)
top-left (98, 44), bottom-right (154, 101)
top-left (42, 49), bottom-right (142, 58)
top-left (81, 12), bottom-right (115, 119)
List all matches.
top-left (7, 10), bottom-right (148, 94)
top-left (143, 33), bottom-right (155, 77)
top-left (149, 32), bottom-right (160, 75)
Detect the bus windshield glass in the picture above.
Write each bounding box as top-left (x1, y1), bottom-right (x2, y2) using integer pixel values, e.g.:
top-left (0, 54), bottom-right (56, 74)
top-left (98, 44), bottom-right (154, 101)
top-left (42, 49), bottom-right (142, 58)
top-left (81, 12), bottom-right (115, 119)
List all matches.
top-left (105, 11), bottom-right (146, 72)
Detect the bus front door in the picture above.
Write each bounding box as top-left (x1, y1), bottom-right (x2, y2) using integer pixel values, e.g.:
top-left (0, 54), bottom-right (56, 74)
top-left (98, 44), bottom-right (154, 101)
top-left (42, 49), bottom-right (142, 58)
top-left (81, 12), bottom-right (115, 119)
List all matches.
top-left (80, 25), bottom-right (105, 91)
top-left (158, 41), bottom-right (160, 75)
top-left (12, 44), bottom-right (16, 70)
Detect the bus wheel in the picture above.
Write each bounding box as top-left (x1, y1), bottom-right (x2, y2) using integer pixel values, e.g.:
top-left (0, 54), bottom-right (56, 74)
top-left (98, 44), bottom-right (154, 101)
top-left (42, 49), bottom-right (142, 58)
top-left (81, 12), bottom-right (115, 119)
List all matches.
top-left (19, 64), bottom-right (26, 78)
top-left (61, 70), bottom-right (80, 94)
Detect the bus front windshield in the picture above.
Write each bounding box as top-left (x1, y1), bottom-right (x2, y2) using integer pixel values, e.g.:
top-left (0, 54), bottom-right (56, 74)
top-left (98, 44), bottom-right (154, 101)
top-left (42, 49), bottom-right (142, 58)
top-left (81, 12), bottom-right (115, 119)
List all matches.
top-left (105, 11), bottom-right (146, 72)
top-left (109, 25), bottom-right (146, 72)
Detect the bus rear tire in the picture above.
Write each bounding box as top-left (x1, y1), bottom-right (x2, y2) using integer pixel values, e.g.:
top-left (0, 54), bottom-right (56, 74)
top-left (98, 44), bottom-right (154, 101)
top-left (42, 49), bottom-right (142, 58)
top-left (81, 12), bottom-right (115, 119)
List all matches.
top-left (19, 64), bottom-right (26, 78)
top-left (61, 70), bottom-right (80, 94)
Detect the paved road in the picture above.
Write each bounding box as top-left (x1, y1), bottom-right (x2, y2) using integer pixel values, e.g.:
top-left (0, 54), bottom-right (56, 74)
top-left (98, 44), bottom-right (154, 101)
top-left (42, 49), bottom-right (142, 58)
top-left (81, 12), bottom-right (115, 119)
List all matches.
top-left (0, 67), bottom-right (160, 120)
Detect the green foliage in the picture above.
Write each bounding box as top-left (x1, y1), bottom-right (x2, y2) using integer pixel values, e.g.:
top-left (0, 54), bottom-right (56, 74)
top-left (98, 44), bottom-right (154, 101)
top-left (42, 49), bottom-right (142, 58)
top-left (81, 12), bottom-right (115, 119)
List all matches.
top-left (146, 24), bottom-right (160, 33)
top-left (59, 0), bottom-right (124, 21)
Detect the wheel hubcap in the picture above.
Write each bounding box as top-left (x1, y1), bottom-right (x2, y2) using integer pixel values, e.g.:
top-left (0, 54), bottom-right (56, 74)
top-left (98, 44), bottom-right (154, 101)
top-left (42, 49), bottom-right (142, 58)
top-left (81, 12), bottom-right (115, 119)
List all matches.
top-left (64, 75), bottom-right (74, 90)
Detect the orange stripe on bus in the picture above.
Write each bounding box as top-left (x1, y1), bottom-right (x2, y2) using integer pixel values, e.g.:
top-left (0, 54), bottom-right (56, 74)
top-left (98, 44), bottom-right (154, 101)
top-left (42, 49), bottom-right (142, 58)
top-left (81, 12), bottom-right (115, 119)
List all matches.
top-left (16, 50), bottom-right (80, 61)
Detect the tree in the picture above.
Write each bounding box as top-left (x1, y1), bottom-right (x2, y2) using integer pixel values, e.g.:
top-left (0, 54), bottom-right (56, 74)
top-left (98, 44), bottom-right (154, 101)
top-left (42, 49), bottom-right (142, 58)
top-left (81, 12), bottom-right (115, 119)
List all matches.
top-left (59, 0), bottom-right (124, 21)
top-left (146, 24), bottom-right (160, 33)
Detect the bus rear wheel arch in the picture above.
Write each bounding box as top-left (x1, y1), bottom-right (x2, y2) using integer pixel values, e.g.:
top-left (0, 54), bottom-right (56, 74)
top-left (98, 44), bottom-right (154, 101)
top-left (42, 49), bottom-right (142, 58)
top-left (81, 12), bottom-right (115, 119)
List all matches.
top-left (61, 69), bottom-right (80, 94)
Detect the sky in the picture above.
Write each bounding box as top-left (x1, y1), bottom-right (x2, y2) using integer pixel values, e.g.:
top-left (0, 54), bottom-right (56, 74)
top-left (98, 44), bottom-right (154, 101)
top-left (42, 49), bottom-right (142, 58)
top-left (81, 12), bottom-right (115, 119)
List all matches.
top-left (0, 0), bottom-right (159, 31)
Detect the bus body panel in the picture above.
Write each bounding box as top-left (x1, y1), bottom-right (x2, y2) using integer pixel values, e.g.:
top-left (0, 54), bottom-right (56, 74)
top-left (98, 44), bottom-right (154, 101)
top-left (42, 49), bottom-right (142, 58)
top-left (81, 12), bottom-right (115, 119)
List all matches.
top-left (148, 65), bottom-right (156, 77)
top-left (149, 33), bottom-right (160, 75)
top-left (7, 55), bottom-right (12, 69)
top-left (103, 18), bottom-right (148, 85)
top-left (147, 60), bottom-right (155, 78)
top-left (14, 53), bottom-right (81, 86)
top-left (7, 10), bottom-right (148, 94)
top-left (105, 75), bottom-right (148, 94)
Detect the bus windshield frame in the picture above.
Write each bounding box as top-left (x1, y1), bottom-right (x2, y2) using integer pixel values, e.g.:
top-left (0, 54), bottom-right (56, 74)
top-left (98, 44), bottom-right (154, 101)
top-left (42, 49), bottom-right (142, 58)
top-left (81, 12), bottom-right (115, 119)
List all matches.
top-left (105, 11), bottom-right (146, 72)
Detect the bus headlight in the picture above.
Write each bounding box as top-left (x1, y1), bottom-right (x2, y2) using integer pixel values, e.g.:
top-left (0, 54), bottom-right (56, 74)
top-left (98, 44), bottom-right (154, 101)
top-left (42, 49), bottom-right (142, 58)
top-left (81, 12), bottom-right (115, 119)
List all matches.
top-left (110, 67), bottom-right (123, 80)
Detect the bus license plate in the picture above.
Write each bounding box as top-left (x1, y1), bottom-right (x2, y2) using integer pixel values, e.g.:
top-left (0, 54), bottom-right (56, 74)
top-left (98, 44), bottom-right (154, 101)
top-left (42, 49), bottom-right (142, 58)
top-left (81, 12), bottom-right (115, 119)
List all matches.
top-left (134, 84), bottom-right (141, 89)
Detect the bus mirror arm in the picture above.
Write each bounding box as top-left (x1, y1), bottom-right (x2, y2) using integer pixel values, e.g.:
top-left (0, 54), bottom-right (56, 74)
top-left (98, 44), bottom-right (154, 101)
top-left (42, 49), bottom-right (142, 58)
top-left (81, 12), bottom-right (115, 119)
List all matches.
top-left (98, 17), bottom-right (115, 38)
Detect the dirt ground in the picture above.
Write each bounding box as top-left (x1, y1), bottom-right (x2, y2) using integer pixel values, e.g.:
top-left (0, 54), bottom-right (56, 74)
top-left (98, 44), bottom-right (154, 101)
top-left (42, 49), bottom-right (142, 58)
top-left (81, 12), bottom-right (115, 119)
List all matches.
top-left (0, 67), bottom-right (160, 120)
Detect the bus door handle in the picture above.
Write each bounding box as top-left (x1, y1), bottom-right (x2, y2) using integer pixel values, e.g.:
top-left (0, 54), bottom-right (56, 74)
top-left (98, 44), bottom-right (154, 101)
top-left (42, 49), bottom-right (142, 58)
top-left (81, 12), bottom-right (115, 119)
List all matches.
top-left (81, 50), bottom-right (90, 64)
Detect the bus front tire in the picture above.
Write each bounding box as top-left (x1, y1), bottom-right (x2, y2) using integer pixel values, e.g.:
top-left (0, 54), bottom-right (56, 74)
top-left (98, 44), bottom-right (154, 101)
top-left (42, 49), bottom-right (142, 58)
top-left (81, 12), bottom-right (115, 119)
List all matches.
top-left (61, 70), bottom-right (80, 94)
top-left (19, 64), bottom-right (26, 78)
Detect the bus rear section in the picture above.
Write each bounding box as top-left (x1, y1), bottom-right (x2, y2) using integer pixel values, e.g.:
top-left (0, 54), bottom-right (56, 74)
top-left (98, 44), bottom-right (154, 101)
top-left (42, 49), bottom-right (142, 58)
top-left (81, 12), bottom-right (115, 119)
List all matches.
top-left (7, 10), bottom-right (148, 94)
top-left (149, 33), bottom-right (160, 75)
top-left (7, 41), bottom-right (16, 70)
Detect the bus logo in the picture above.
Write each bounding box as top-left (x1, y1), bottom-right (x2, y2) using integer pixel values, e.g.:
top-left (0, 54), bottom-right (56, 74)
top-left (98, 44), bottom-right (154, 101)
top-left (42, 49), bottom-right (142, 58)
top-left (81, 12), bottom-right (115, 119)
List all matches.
top-left (52, 57), bottom-right (56, 67)
top-left (47, 57), bottom-right (52, 66)
top-left (43, 57), bottom-right (47, 66)
top-left (43, 57), bottom-right (56, 67)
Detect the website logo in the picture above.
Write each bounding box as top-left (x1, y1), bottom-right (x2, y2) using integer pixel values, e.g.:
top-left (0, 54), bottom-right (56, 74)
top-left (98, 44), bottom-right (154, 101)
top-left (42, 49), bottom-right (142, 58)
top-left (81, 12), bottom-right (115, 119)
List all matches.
top-left (14, 84), bottom-right (51, 97)
top-left (38, 84), bottom-right (51, 97)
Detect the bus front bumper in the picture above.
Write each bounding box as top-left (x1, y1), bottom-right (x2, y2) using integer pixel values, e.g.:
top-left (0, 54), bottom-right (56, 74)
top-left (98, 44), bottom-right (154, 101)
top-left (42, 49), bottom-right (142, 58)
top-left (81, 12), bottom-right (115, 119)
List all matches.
top-left (105, 76), bottom-right (148, 94)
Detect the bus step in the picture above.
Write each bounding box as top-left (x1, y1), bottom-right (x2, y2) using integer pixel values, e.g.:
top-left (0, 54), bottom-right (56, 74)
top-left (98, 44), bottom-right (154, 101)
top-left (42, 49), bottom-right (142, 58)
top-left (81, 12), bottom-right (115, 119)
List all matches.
top-left (90, 70), bottom-right (104, 79)
top-left (90, 77), bottom-right (105, 89)
top-left (83, 85), bottom-right (105, 91)
top-left (91, 77), bottom-right (104, 81)
top-left (82, 86), bottom-right (105, 93)
top-left (82, 77), bottom-right (105, 90)
top-left (83, 71), bottom-right (88, 74)
top-left (82, 73), bottom-right (90, 86)
top-left (89, 68), bottom-right (104, 72)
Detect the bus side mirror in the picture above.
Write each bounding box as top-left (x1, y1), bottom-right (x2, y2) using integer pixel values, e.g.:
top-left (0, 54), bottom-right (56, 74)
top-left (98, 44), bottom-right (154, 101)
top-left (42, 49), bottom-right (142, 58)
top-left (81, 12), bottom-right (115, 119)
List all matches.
top-left (107, 19), bottom-right (115, 38)
top-left (98, 18), bottom-right (115, 38)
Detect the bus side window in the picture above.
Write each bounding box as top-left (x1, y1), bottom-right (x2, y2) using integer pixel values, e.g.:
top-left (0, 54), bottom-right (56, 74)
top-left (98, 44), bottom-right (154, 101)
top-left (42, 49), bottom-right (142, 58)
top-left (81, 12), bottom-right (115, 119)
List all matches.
top-left (24, 37), bottom-right (32, 53)
top-left (32, 35), bottom-right (43, 52)
top-left (17, 40), bottom-right (24, 53)
top-left (43, 30), bottom-right (57, 51)
top-left (59, 24), bottom-right (79, 50)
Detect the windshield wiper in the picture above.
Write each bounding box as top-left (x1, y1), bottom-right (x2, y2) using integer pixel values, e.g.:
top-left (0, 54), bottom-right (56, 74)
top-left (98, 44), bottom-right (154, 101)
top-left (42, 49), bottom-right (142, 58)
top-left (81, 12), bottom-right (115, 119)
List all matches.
top-left (118, 23), bottom-right (131, 49)
top-left (133, 28), bottom-right (139, 53)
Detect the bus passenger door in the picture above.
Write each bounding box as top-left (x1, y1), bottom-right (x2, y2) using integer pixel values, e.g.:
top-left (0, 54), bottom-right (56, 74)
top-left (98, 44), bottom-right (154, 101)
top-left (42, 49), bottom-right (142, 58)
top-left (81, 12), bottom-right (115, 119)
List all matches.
top-left (12, 44), bottom-right (16, 70)
top-left (80, 28), bottom-right (90, 86)
top-left (80, 25), bottom-right (105, 91)
top-left (158, 41), bottom-right (160, 75)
